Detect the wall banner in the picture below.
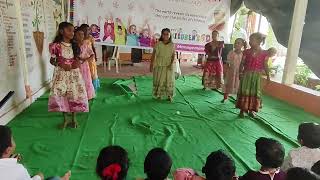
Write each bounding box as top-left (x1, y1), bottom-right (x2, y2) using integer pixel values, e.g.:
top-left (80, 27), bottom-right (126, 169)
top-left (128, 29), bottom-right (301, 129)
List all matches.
top-left (75, 0), bottom-right (230, 52)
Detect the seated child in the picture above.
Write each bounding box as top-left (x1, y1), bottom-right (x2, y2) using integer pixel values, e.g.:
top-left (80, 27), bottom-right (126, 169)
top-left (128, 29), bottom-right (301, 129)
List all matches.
top-left (139, 148), bottom-right (172, 180)
top-left (287, 167), bottom-right (320, 180)
top-left (312, 161), bottom-right (320, 176)
top-left (282, 123), bottom-right (320, 171)
top-left (96, 146), bottom-right (129, 180)
top-left (0, 125), bottom-right (71, 180)
top-left (174, 150), bottom-right (237, 180)
top-left (240, 137), bottom-right (286, 180)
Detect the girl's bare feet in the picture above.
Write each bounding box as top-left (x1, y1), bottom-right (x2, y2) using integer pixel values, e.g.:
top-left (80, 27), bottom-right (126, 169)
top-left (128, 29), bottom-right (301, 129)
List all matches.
top-left (249, 111), bottom-right (256, 118)
top-left (61, 171), bottom-right (71, 180)
top-left (59, 120), bottom-right (69, 129)
top-left (69, 113), bottom-right (78, 128)
top-left (68, 120), bottom-right (78, 128)
top-left (238, 111), bottom-right (245, 118)
top-left (59, 113), bottom-right (69, 129)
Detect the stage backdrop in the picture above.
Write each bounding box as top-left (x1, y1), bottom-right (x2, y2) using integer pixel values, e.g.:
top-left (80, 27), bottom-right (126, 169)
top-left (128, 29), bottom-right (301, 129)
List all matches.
top-left (74, 0), bottom-right (230, 52)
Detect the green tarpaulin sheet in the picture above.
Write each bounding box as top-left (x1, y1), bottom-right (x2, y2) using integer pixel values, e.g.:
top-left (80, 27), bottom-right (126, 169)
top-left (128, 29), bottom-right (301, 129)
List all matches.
top-left (8, 76), bottom-right (320, 180)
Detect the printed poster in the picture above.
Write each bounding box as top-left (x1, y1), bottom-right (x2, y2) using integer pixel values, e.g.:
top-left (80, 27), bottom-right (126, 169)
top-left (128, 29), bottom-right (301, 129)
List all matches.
top-left (74, 0), bottom-right (230, 52)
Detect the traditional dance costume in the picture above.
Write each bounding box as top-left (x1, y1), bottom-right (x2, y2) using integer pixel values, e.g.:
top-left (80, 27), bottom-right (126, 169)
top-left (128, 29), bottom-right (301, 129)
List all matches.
top-left (236, 49), bottom-right (268, 112)
top-left (202, 41), bottom-right (224, 89)
top-left (84, 36), bottom-right (100, 91)
top-left (48, 42), bottom-right (89, 112)
top-left (223, 50), bottom-right (243, 99)
top-left (79, 43), bottom-right (96, 100)
top-left (152, 41), bottom-right (175, 98)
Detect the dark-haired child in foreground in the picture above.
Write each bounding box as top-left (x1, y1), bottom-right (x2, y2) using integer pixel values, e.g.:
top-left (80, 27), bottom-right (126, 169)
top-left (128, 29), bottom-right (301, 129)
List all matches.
top-left (138, 148), bottom-right (172, 180)
top-left (49, 22), bottom-right (89, 129)
top-left (174, 150), bottom-right (237, 180)
top-left (96, 145), bottom-right (129, 180)
top-left (0, 125), bottom-right (71, 180)
top-left (240, 137), bottom-right (286, 180)
top-left (282, 123), bottom-right (320, 171)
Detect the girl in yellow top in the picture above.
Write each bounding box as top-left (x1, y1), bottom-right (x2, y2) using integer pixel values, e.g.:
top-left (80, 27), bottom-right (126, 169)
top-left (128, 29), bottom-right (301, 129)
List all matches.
top-left (150, 28), bottom-right (176, 102)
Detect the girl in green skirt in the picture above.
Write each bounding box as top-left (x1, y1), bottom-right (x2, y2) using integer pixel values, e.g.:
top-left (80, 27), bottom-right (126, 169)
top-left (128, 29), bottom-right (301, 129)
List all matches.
top-left (236, 33), bottom-right (270, 118)
top-left (150, 28), bottom-right (176, 102)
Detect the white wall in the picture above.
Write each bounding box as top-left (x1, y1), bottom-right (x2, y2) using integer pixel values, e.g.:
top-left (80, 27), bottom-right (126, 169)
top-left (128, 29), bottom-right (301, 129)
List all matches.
top-left (0, 0), bottom-right (65, 125)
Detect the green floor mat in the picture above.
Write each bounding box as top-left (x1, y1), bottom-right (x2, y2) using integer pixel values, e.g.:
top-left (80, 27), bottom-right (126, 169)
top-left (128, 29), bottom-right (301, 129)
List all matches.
top-left (8, 76), bottom-right (320, 180)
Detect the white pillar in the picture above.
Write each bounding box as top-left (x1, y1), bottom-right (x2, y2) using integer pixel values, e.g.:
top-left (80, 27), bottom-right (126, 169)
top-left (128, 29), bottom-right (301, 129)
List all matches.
top-left (282, 0), bottom-right (308, 85)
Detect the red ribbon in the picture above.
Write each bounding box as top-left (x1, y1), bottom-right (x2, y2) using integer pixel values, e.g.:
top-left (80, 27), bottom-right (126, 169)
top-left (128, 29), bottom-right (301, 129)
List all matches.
top-left (102, 164), bottom-right (122, 180)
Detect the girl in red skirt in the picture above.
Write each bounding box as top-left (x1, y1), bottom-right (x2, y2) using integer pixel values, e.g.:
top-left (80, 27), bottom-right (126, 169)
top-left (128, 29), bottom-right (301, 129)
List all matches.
top-left (202, 30), bottom-right (224, 90)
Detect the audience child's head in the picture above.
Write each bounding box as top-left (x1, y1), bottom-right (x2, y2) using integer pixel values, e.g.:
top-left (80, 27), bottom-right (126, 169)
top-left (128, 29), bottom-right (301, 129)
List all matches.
top-left (249, 32), bottom-right (265, 49)
top-left (234, 38), bottom-right (246, 51)
top-left (144, 148), bottom-right (172, 180)
top-left (267, 47), bottom-right (277, 57)
top-left (202, 150), bottom-right (236, 180)
top-left (0, 126), bottom-right (15, 159)
top-left (298, 123), bottom-right (320, 148)
top-left (312, 161), bottom-right (320, 176)
top-left (287, 167), bottom-right (320, 180)
top-left (255, 137), bottom-right (285, 169)
top-left (96, 146), bottom-right (129, 180)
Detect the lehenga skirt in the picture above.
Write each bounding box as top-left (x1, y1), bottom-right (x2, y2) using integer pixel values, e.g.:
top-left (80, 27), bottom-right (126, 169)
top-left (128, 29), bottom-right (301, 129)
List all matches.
top-left (236, 71), bottom-right (262, 112)
top-left (153, 66), bottom-right (175, 98)
top-left (48, 67), bottom-right (89, 112)
top-left (202, 60), bottom-right (223, 89)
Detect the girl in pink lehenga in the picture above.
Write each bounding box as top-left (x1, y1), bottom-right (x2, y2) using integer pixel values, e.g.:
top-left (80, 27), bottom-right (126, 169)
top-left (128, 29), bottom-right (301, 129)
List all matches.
top-left (222, 38), bottom-right (246, 103)
top-left (74, 28), bottom-right (96, 100)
